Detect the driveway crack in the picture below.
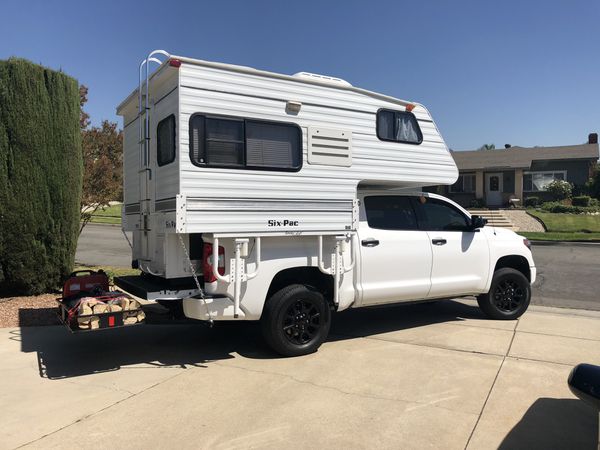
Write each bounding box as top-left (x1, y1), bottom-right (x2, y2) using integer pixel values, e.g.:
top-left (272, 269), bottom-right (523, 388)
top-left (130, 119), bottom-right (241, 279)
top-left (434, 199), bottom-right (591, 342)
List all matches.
top-left (463, 318), bottom-right (519, 449)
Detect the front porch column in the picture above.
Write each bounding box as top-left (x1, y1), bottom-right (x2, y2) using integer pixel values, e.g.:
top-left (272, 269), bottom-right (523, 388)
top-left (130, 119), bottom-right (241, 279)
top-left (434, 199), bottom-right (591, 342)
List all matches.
top-left (475, 170), bottom-right (484, 199)
top-left (514, 168), bottom-right (523, 201)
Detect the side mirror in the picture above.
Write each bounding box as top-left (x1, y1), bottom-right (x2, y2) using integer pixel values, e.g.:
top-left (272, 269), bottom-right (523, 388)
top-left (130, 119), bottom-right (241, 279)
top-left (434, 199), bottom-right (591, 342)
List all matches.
top-left (568, 363), bottom-right (600, 410)
top-left (470, 215), bottom-right (487, 230)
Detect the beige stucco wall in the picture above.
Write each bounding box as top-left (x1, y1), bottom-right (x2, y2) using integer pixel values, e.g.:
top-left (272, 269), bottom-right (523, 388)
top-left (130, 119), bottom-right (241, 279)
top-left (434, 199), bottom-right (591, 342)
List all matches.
top-left (514, 168), bottom-right (523, 200)
top-left (475, 170), bottom-right (484, 198)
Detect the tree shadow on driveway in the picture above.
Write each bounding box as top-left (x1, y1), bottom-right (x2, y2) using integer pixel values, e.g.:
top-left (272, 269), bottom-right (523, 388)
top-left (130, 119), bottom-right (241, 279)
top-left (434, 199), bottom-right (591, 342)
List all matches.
top-left (13, 299), bottom-right (488, 380)
top-left (498, 398), bottom-right (598, 450)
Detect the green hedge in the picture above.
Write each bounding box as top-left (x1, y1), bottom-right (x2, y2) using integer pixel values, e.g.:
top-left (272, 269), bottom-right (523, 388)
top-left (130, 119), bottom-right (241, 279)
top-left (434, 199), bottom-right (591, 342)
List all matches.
top-left (0, 58), bottom-right (82, 295)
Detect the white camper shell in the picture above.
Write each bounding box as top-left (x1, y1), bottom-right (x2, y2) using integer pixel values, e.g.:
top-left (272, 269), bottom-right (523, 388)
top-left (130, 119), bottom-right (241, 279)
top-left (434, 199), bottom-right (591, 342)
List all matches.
top-left (117, 50), bottom-right (458, 282)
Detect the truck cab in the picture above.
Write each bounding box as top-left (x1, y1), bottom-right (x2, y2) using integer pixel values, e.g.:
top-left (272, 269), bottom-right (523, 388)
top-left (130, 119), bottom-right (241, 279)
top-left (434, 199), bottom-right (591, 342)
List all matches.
top-left (356, 190), bottom-right (535, 307)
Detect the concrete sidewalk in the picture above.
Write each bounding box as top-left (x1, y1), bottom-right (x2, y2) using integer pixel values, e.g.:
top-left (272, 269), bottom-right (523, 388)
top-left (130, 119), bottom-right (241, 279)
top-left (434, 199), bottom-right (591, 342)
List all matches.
top-left (1, 300), bottom-right (599, 449)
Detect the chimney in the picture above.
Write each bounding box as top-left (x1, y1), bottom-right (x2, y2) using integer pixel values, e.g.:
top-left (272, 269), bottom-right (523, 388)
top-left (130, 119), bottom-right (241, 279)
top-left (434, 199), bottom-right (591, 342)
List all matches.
top-left (589, 133), bottom-right (598, 144)
top-left (504, 144), bottom-right (511, 149)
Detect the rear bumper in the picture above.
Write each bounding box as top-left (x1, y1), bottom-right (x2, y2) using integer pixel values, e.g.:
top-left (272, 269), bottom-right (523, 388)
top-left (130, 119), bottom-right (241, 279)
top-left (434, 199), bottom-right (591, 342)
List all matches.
top-left (183, 296), bottom-right (247, 320)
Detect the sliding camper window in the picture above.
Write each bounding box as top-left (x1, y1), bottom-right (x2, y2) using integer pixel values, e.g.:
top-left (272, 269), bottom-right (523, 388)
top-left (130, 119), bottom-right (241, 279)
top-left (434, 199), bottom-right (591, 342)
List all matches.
top-left (157, 115), bottom-right (176, 166)
top-left (189, 114), bottom-right (302, 171)
top-left (376, 109), bottom-right (423, 145)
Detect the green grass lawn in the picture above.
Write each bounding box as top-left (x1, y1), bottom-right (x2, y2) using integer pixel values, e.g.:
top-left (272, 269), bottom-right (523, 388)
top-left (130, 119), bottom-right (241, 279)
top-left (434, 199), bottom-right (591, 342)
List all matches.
top-left (527, 210), bottom-right (600, 232)
top-left (524, 210), bottom-right (600, 241)
top-left (86, 203), bottom-right (122, 224)
top-left (521, 231), bottom-right (600, 241)
top-left (73, 264), bottom-right (139, 285)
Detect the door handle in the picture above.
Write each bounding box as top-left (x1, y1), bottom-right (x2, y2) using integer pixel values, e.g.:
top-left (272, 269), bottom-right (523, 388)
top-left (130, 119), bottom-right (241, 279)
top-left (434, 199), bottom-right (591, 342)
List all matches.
top-left (432, 238), bottom-right (447, 246)
top-left (361, 238), bottom-right (380, 247)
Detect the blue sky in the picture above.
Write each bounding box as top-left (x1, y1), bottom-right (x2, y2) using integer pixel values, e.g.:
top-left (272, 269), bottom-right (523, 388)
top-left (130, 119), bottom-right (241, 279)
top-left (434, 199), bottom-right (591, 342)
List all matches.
top-left (1, 0), bottom-right (599, 150)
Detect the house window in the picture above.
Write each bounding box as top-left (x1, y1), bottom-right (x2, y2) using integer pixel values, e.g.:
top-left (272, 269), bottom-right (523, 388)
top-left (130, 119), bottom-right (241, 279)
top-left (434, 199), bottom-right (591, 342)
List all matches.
top-left (450, 173), bottom-right (476, 193)
top-left (157, 115), bottom-right (176, 166)
top-left (523, 171), bottom-right (567, 192)
top-left (376, 109), bottom-right (423, 145)
top-left (189, 114), bottom-right (302, 171)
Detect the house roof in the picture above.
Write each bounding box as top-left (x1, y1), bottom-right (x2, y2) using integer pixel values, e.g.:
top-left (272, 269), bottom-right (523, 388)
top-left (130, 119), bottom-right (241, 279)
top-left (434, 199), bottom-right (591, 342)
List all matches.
top-left (451, 143), bottom-right (599, 171)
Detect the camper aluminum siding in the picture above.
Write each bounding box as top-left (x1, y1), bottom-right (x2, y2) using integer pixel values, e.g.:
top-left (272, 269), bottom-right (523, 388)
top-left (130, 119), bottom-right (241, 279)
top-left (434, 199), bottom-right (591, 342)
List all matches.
top-left (118, 56), bottom-right (458, 235)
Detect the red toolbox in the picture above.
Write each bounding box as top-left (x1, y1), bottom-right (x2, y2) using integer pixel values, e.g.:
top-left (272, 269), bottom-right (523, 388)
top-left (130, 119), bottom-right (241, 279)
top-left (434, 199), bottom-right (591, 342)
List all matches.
top-left (62, 270), bottom-right (109, 298)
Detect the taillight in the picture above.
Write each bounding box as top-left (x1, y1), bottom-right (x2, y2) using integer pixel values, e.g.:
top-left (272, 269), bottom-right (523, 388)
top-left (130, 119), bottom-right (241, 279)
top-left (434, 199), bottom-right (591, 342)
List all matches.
top-left (523, 238), bottom-right (532, 250)
top-left (202, 243), bottom-right (225, 283)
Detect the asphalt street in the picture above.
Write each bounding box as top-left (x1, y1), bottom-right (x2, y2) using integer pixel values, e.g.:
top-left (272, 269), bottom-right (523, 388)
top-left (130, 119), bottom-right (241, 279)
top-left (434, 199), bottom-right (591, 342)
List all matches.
top-left (75, 224), bottom-right (132, 268)
top-left (75, 224), bottom-right (600, 310)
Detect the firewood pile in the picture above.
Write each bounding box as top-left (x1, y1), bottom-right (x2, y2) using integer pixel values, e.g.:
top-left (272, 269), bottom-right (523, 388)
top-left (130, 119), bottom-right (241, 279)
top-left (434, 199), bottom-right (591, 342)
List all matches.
top-left (76, 295), bottom-right (145, 330)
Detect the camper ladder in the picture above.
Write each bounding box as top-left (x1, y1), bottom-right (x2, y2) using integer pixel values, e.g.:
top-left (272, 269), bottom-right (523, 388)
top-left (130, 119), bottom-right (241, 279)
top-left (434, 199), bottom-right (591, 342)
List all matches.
top-left (136, 50), bottom-right (170, 263)
top-left (137, 50), bottom-right (170, 227)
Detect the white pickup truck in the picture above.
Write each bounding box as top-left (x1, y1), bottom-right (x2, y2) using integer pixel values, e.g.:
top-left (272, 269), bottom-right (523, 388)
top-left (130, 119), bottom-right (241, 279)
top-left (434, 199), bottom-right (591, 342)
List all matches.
top-left (187, 190), bottom-right (536, 356)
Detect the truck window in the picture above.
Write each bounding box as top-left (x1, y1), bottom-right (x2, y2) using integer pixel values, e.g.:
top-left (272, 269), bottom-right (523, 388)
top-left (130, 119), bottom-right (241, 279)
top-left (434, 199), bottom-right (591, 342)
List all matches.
top-left (364, 196), bottom-right (418, 230)
top-left (413, 197), bottom-right (470, 231)
top-left (157, 115), bottom-right (176, 166)
top-left (376, 109), bottom-right (422, 145)
top-left (189, 114), bottom-right (302, 171)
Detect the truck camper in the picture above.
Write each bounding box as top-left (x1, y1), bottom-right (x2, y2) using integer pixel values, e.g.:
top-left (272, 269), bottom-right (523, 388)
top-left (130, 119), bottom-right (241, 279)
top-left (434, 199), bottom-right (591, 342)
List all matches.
top-left (60, 50), bottom-right (535, 356)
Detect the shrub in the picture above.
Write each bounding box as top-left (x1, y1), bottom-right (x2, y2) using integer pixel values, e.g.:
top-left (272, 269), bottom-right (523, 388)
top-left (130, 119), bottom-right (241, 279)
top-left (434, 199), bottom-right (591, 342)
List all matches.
top-left (470, 198), bottom-right (485, 208)
top-left (546, 179), bottom-right (572, 201)
top-left (540, 201), bottom-right (600, 214)
top-left (0, 58), bottom-right (82, 295)
top-left (524, 196), bottom-right (540, 207)
top-left (572, 195), bottom-right (592, 207)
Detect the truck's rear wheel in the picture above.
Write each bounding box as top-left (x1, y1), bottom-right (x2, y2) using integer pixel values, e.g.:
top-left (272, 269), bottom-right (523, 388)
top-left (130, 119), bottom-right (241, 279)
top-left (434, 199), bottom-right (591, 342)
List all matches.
top-left (477, 268), bottom-right (530, 320)
top-left (261, 284), bottom-right (331, 357)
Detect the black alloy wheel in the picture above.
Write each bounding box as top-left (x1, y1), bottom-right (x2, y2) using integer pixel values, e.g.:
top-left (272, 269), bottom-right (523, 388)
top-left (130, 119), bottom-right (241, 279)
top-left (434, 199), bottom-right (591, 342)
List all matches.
top-left (477, 267), bottom-right (531, 320)
top-left (261, 284), bottom-right (331, 357)
top-left (282, 299), bottom-right (321, 345)
top-left (493, 279), bottom-right (526, 312)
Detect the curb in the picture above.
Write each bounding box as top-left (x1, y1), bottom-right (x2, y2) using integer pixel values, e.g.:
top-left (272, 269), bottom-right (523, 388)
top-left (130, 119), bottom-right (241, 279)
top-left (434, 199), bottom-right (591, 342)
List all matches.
top-left (524, 210), bottom-right (548, 231)
top-left (530, 240), bottom-right (600, 246)
top-left (81, 222), bottom-right (122, 228)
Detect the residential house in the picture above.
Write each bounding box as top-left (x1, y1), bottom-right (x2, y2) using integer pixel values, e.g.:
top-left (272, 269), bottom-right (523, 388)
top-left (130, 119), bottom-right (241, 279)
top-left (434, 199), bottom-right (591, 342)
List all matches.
top-left (436, 134), bottom-right (599, 208)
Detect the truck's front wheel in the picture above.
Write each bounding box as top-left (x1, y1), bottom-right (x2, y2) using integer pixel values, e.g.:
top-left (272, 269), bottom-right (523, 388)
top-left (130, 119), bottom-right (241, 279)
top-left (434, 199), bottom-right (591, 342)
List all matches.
top-left (261, 284), bottom-right (331, 357)
top-left (477, 268), bottom-right (531, 320)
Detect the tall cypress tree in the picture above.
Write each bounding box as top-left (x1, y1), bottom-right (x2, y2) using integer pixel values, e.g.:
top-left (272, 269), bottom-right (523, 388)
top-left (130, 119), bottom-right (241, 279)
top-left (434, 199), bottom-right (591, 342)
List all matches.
top-left (0, 58), bottom-right (82, 295)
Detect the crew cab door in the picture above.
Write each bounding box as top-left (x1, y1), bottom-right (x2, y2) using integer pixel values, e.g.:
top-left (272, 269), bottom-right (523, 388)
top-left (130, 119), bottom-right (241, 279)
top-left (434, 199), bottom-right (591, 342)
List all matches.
top-left (358, 195), bottom-right (432, 306)
top-left (411, 197), bottom-right (490, 298)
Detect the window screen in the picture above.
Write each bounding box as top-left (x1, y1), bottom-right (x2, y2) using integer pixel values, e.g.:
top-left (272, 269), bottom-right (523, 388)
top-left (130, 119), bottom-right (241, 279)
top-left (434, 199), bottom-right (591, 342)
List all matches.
top-left (376, 109), bottom-right (422, 144)
top-left (413, 197), bottom-right (469, 231)
top-left (189, 114), bottom-right (302, 171)
top-left (157, 115), bottom-right (176, 166)
top-left (364, 196), bottom-right (418, 230)
top-left (246, 121), bottom-right (301, 169)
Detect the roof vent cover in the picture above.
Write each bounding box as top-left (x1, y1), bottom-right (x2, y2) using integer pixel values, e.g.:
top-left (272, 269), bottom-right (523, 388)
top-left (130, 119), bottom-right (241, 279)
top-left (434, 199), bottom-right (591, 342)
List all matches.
top-left (308, 127), bottom-right (352, 167)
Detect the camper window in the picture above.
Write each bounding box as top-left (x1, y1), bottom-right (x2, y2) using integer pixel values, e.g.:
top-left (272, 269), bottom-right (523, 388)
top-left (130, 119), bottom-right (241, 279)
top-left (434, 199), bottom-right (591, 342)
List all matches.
top-left (157, 115), bottom-right (176, 166)
top-left (189, 114), bottom-right (302, 171)
top-left (376, 109), bottom-right (422, 145)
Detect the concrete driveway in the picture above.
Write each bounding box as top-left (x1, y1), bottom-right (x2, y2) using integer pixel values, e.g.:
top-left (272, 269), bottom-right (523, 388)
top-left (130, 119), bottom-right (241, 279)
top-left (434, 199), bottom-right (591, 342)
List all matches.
top-left (2, 300), bottom-right (599, 449)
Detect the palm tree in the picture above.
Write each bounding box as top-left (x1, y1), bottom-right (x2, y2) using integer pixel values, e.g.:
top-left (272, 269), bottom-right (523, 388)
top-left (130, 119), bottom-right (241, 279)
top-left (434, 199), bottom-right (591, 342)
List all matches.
top-left (478, 144), bottom-right (495, 151)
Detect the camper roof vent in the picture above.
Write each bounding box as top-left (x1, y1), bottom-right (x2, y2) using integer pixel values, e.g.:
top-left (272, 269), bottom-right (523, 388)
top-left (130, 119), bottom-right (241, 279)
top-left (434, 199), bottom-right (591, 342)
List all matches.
top-left (293, 72), bottom-right (352, 87)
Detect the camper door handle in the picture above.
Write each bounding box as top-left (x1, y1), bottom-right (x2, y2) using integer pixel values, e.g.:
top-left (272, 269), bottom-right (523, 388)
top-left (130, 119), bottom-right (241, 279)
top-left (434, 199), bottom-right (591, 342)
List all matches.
top-left (432, 238), bottom-right (447, 246)
top-left (361, 238), bottom-right (379, 247)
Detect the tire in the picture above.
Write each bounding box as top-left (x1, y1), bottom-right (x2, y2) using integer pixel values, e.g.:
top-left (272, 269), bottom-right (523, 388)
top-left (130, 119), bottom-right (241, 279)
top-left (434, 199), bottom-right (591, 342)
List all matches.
top-left (477, 268), bottom-right (531, 320)
top-left (261, 284), bottom-right (331, 357)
